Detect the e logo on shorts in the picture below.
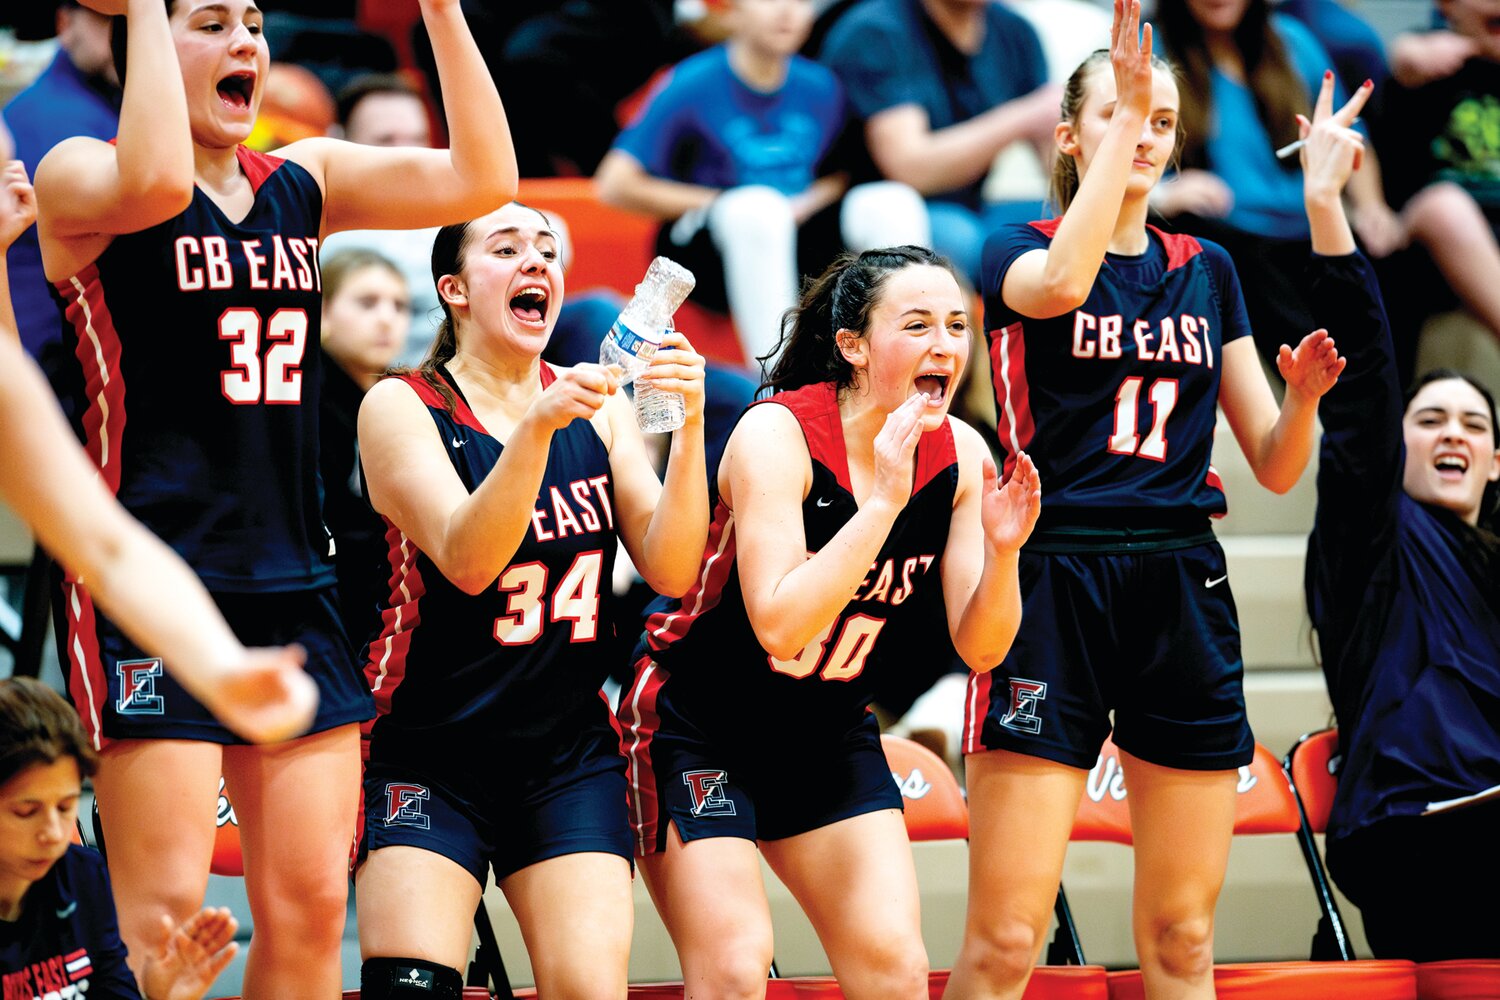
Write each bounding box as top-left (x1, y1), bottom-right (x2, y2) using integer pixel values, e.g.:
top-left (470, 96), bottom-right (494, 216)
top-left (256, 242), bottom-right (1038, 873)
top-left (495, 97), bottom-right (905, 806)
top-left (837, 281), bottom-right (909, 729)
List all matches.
top-left (1000, 678), bottom-right (1048, 735)
top-left (383, 782), bottom-right (431, 830)
top-left (116, 658), bottom-right (165, 716)
top-left (682, 769), bottom-right (736, 817)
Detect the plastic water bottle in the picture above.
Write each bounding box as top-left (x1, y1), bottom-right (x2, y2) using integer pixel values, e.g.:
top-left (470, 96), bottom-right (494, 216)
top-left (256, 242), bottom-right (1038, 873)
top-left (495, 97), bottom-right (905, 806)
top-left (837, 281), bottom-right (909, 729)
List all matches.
top-left (599, 257), bottom-right (696, 433)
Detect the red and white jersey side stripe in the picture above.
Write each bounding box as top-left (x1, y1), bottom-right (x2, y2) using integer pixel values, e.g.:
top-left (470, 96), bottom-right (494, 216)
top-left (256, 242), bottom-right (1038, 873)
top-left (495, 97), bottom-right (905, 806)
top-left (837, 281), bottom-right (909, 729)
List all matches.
top-left (991, 320), bottom-right (1035, 478)
top-left (644, 501), bottom-right (737, 652)
top-left (963, 669), bottom-right (995, 756)
top-left (57, 265), bottom-right (127, 493)
top-left (362, 518), bottom-right (427, 735)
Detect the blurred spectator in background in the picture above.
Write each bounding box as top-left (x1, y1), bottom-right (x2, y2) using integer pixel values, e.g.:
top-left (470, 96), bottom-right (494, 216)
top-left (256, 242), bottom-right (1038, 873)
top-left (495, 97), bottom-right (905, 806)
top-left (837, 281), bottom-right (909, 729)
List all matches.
top-left (1278, 0), bottom-right (1390, 95)
top-left (321, 74), bottom-right (443, 366)
top-left (1376, 0), bottom-right (1500, 366)
top-left (817, 0), bottom-right (1060, 285)
top-left (318, 250), bottom-right (411, 653)
top-left (2, 0), bottom-right (118, 389)
top-left (333, 72), bottom-right (432, 148)
top-left (595, 0), bottom-right (929, 364)
top-left (415, 0), bottom-right (686, 177)
top-left (1154, 0), bottom-right (1409, 364)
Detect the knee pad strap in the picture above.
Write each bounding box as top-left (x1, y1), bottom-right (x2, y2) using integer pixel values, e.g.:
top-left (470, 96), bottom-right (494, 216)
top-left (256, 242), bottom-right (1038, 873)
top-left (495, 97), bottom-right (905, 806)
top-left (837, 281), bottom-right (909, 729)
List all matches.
top-left (361, 956), bottom-right (464, 999)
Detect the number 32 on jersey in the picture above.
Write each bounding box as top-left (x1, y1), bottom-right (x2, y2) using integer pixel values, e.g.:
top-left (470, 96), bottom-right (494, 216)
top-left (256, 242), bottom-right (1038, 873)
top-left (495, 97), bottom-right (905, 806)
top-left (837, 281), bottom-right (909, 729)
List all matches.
top-left (220, 307), bottom-right (308, 405)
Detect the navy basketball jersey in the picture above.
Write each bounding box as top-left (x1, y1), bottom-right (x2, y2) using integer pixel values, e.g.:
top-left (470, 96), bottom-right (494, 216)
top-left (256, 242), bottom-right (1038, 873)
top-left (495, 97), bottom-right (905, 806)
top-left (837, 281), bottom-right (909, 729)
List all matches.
top-left (364, 367), bottom-right (622, 772)
top-left (981, 220), bottom-right (1252, 523)
top-left (628, 381), bottom-right (958, 735)
top-left (52, 146), bottom-right (333, 592)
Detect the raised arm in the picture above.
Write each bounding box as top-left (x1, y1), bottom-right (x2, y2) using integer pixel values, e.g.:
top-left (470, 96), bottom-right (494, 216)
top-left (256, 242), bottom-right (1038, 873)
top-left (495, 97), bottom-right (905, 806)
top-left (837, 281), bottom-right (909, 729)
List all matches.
top-left (940, 423), bottom-right (1039, 671)
top-left (280, 0), bottom-right (516, 234)
top-left (0, 161), bottom-right (32, 342)
top-left (729, 393), bottom-right (924, 660)
top-left (1219, 76), bottom-right (1366, 494)
top-left (1000, 0), bottom-right (1154, 318)
top-left (599, 332), bottom-right (709, 597)
top-left (358, 365), bottom-right (621, 595)
top-left (33, 0), bottom-right (193, 243)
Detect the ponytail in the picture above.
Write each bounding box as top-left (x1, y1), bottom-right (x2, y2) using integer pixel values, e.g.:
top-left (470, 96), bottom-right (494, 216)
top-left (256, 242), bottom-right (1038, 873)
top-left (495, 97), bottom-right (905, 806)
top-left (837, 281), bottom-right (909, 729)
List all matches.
top-left (384, 219), bottom-right (473, 416)
top-left (761, 245), bottom-right (956, 396)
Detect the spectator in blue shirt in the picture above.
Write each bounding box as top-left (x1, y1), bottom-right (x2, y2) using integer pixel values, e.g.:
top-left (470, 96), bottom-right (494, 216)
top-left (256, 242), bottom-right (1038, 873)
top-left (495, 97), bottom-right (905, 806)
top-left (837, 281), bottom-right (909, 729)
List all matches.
top-left (818, 0), bottom-right (1061, 285)
top-left (2, 1), bottom-right (120, 388)
top-left (0, 678), bottom-right (239, 1000)
top-left (596, 0), bottom-right (928, 365)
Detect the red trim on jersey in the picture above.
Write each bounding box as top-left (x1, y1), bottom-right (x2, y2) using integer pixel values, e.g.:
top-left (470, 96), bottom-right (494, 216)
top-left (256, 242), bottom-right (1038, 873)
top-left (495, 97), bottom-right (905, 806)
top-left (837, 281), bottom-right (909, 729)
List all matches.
top-left (540, 360), bottom-right (558, 389)
top-left (913, 417), bottom-right (958, 495)
top-left (57, 264), bottom-right (127, 493)
top-left (389, 372), bottom-right (489, 437)
top-left (762, 382), bottom-right (854, 497)
top-left (362, 519), bottom-right (429, 739)
top-left (236, 145), bottom-right (286, 195)
top-left (1151, 226), bottom-right (1205, 270)
top-left (963, 669), bottom-right (994, 756)
top-left (990, 321), bottom-right (1035, 478)
top-left (1027, 218), bottom-right (1204, 271)
top-left (1206, 464), bottom-right (1228, 518)
top-left (62, 579), bottom-right (109, 752)
top-left (643, 500), bottom-right (738, 652)
top-left (619, 657), bottom-right (669, 856)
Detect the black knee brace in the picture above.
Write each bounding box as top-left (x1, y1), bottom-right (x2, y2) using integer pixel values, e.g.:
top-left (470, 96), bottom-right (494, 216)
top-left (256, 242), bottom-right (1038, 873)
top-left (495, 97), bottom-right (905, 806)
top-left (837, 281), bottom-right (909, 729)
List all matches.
top-left (360, 957), bottom-right (464, 999)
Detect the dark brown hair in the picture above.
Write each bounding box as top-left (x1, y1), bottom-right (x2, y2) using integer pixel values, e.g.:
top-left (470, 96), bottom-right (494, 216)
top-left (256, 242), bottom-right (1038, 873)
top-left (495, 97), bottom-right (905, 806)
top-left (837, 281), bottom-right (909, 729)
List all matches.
top-left (761, 246), bottom-right (958, 396)
top-left (0, 679), bottom-right (98, 791)
top-left (335, 73), bottom-right (424, 132)
top-left (1049, 48), bottom-right (1183, 215)
top-left (1156, 0), bottom-right (1306, 172)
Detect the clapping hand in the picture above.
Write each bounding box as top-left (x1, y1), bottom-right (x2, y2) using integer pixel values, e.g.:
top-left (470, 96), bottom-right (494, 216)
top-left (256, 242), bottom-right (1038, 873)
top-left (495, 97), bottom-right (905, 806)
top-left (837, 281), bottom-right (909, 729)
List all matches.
top-left (139, 907), bottom-right (239, 1000)
top-left (981, 452), bottom-right (1041, 557)
top-left (0, 162), bottom-right (36, 254)
top-left (1278, 329), bottom-right (1346, 401)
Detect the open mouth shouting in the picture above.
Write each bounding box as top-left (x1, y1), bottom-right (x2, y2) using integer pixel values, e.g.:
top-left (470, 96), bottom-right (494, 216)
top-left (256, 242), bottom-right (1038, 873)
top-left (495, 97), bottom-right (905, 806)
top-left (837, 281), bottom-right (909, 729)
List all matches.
top-left (1434, 451), bottom-right (1470, 483)
top-left (509, 285), bottom-right (550, 329)
top-left (914, 371), bottom-right (951, 407)
top-left (216, 71), bottom-right (256, 111)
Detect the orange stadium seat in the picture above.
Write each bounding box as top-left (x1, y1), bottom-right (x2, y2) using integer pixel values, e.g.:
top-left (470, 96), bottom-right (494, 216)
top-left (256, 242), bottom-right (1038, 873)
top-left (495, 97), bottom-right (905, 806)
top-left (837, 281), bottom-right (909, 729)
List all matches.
top-left (515, 178), bottom-right (746, 366)
top-left (881, 732), bottom-right (969, 842)
top-left (1051, 735), bottom-right (1418, 999)
top-left (1285, 730), bottom-right (1500, 997)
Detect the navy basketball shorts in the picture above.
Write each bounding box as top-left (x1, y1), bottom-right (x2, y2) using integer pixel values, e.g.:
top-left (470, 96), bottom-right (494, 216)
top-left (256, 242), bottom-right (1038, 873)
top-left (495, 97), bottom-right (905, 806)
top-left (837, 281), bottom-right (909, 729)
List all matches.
top-left (620, 658), bottom-right (903, 856)
top-left (962, 540), bottom-right (1255, 771)
top-left (58, 580), bottom-right (373, 747)
top-left (357, 754), bottom-right (632, 886)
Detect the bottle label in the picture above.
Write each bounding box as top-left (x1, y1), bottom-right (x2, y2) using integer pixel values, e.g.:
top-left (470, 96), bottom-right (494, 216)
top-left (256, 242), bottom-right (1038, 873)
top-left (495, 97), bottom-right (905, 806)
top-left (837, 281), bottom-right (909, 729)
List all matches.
top-left (609, 318), bottom-right (664, 360)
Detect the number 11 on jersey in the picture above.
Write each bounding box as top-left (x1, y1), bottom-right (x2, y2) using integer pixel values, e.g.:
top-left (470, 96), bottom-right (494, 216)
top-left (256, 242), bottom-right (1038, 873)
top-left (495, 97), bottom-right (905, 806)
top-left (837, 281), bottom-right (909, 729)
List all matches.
top-left (1109, 376), bottom-right (1178, 462)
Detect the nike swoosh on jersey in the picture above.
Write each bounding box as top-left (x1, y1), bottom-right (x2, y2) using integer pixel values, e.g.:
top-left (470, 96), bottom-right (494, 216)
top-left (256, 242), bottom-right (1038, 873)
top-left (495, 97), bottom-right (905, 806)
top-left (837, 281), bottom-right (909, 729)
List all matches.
top-left (816, 497), bottom-right (833, 507)
top-left (1205, 575), bottom-right (1228, 588)
top-left (56, 900), bottom-right (78, 919)
top-left (452, 436), bottom-right (467, 448)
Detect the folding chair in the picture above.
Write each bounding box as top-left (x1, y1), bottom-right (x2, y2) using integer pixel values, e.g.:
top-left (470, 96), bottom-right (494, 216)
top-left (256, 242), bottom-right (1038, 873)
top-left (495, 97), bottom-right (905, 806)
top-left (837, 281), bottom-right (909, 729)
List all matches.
top-left (1045, 735), bottom-right (1417, 999)
top-left (1285, 729), bottom-right (1500, 999)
